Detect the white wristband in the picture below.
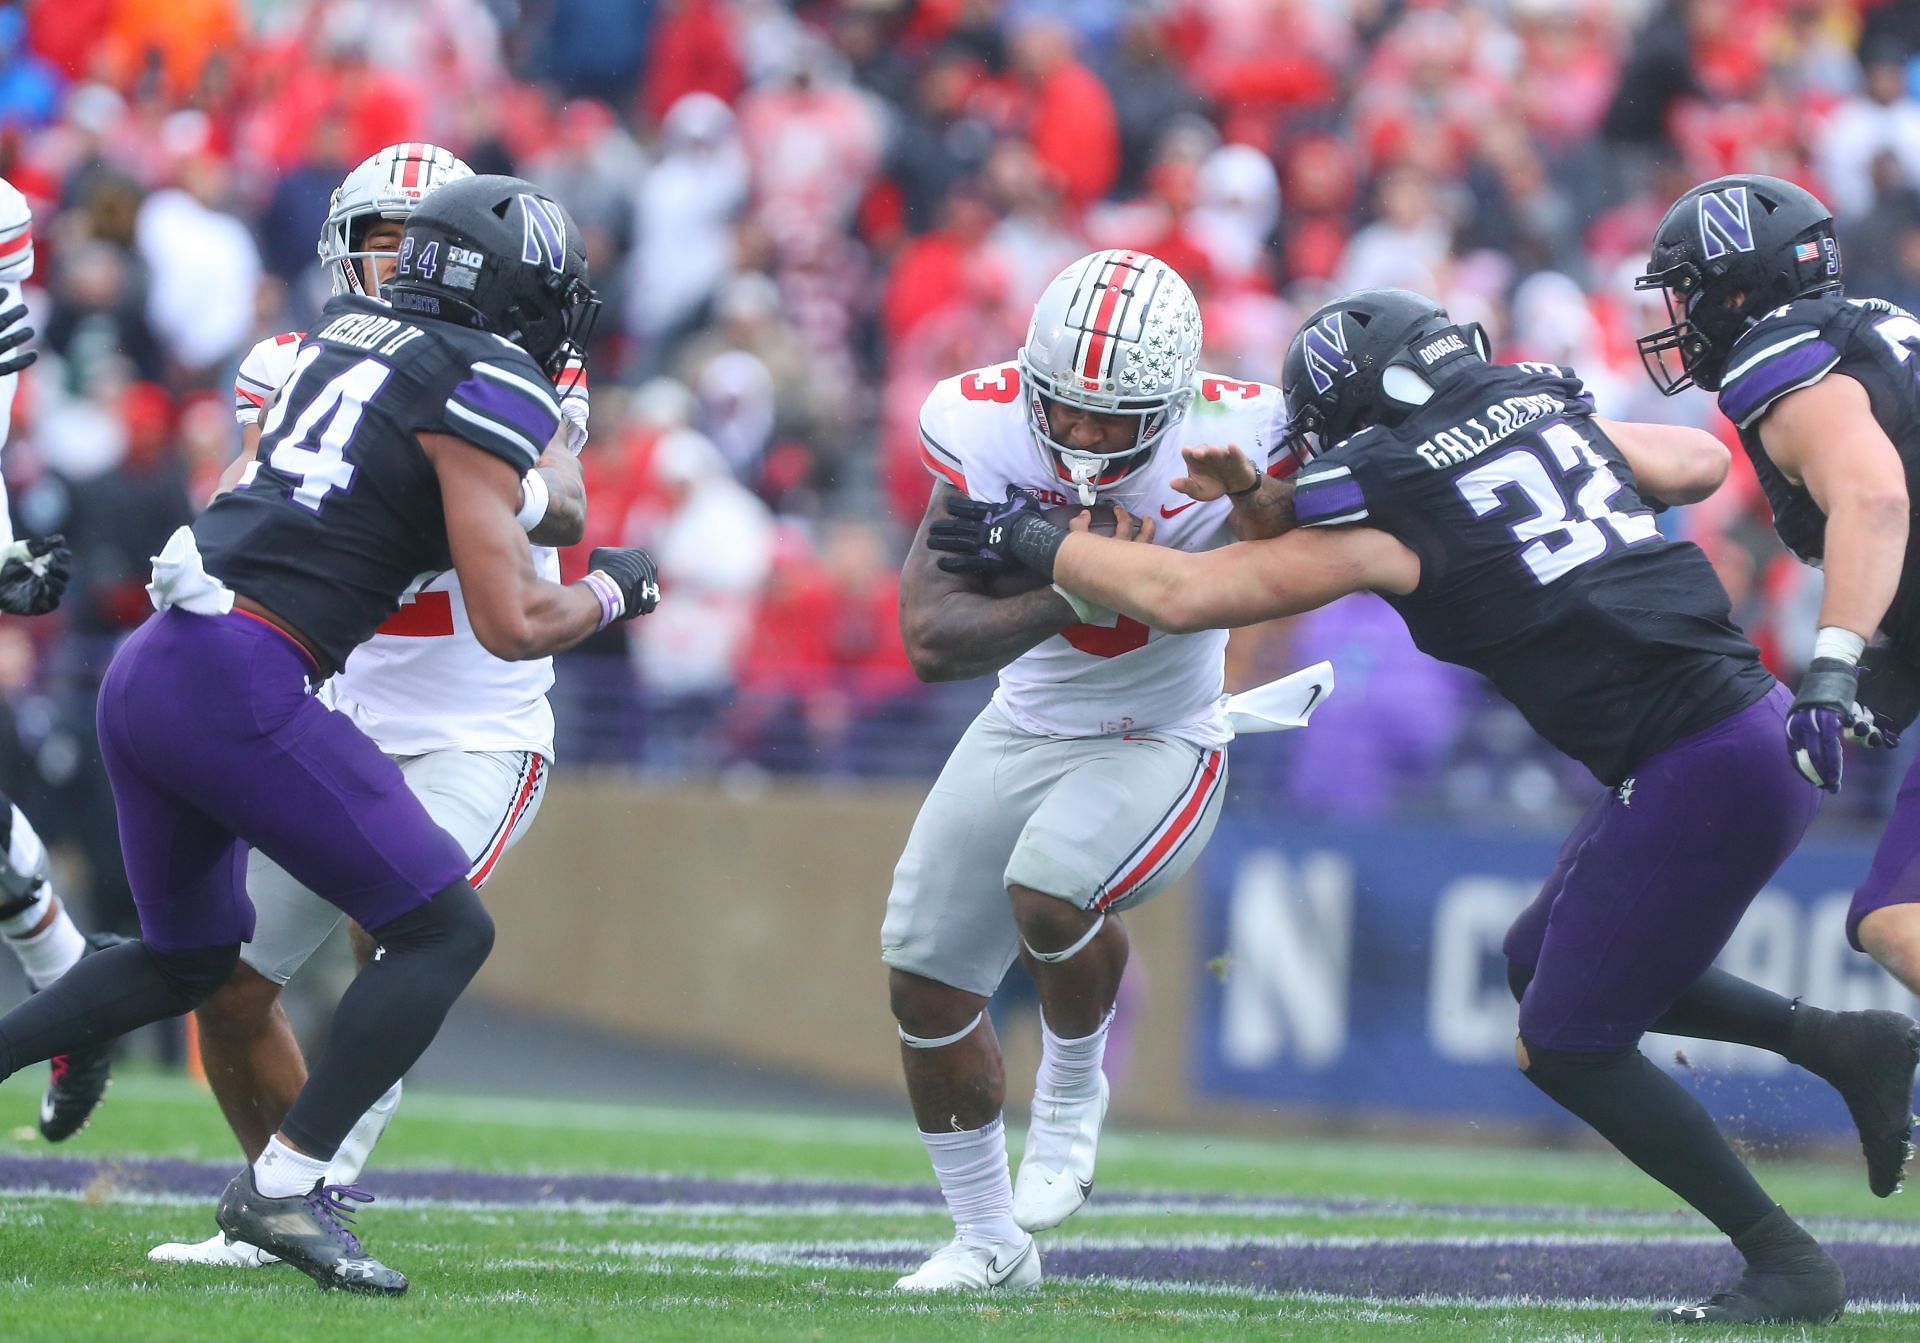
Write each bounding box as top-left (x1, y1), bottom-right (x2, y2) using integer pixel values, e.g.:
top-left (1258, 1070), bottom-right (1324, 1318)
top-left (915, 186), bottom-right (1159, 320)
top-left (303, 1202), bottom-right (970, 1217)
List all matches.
top-left (1813, 626), bottom-right (1867, 665)
top-left (516, 471), bottom-right (551, 533)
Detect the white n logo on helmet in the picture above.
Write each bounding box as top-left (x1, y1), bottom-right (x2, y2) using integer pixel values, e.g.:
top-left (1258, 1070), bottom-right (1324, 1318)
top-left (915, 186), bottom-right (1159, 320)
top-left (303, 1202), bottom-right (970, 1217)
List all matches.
top-left (1696, 187), bottom-right (1755, 260)
top-left (519, 194), bottom-right (569, 272)
top-left (1301, 314), bottom-right (1350, 395)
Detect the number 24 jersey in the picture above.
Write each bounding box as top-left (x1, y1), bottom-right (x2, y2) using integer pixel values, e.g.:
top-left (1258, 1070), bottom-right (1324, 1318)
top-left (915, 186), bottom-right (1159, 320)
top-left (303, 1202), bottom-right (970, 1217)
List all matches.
top-left (196, 294), bottom-right (561, 675)
top-left (1291, 360), bottom-right (1771, 785)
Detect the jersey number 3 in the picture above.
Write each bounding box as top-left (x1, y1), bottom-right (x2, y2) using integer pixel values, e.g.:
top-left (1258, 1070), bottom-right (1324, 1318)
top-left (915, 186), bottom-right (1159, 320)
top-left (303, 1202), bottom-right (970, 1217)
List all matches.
top-left (1455, 422), bottom-right (1658, 585)
top-left (255, 345), bottom-right (394, 511)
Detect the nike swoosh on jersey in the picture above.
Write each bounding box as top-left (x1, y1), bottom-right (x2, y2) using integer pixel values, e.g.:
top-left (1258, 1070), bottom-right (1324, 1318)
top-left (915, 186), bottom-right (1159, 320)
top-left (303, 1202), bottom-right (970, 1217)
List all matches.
top-left (1160, 500), bottom-right (1199, 518)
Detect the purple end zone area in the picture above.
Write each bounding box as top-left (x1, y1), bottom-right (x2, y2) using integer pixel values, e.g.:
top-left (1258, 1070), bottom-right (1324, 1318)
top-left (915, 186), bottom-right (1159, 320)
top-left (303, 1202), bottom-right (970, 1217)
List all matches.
top-left (4, 1156), bottom-right (1917, 1305)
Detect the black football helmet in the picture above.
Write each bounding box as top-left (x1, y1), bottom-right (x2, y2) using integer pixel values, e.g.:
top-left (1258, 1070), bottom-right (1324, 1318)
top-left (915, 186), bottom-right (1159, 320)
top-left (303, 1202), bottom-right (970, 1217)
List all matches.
top-left (385, 174), bottom-right (599, 379)
top-left (1635, 174), bottom-right (1841, 395)
top-left (1279, 288), bottom-right (1490, 461)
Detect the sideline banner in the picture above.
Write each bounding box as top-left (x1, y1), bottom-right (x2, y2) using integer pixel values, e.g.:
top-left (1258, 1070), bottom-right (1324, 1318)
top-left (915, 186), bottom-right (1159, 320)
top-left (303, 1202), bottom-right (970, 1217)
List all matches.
top-left (1192, 812), bottom-right (1912, 1138)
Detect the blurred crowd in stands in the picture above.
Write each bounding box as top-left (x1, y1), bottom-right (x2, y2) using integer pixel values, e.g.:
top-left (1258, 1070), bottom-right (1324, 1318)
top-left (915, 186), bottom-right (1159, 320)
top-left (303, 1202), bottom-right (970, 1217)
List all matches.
top-left (1, 0), bottom-right (1918, 895)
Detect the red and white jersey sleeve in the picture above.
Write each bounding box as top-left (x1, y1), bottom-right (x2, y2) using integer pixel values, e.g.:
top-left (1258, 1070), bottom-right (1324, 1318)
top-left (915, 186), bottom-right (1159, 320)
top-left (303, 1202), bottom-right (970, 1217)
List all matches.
top-left (915, 364), bottom-right (1288, 746)
top-left (233, 331), bottom-right (305, 426)
top-left (0, 177), bottom-right (33, 289)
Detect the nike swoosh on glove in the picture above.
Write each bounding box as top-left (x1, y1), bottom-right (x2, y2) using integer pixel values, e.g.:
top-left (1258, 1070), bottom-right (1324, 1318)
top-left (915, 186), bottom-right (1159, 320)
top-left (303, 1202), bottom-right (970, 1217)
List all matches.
top-left (0, 535), bottom-right (70, 616)
top-left (1787, 657), bottom-right (1860, 792)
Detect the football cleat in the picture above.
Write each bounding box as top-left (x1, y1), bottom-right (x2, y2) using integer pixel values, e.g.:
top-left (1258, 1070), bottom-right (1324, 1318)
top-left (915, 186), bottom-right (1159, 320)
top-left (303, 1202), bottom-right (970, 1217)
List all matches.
top-left (149, 1230), bottom-right (281, 1267)
top-left (892, 1233), bottom-right (1041, 1292)
top-left (38, 930), bottom-right (132, 1142)
top-left (215, 1169), bottom-right (406, 1295)
top-left (1665, 1206), bottom-right (1846, 1325)
top-left (1013, 1072), bottom-right (1110, 1232)
top-left (1795, 1008), bottom-right (1920, 1197)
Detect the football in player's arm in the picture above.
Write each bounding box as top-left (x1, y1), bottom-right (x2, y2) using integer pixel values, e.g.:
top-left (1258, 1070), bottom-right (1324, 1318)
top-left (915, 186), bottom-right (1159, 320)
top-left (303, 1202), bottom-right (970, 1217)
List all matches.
top-left (965, 412), bottom-right (1726, 636)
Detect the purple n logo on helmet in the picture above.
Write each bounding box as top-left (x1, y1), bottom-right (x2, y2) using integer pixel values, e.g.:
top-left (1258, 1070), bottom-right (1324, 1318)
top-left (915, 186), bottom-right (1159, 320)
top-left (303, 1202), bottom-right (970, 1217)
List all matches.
top-left (1301, 314), bottom-right (1349, 395)
top-left (1697, 187), bottom-right (1755, 260)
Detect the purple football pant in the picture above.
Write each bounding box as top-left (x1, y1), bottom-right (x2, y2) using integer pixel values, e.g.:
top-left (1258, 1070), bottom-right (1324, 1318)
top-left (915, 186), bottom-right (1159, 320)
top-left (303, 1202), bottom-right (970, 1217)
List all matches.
top-left (1848, 750), bottom-right (1920, 951)
top-left (96, 608), bottom-right (469, 953)
top-left (1503, 684), bottom-right (1820, 1052)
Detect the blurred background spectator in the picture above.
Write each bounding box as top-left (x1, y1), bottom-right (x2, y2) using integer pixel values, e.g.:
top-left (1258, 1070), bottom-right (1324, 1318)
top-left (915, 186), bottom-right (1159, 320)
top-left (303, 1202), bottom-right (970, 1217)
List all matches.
top-left (2, 0), bottom-right (1914, 935)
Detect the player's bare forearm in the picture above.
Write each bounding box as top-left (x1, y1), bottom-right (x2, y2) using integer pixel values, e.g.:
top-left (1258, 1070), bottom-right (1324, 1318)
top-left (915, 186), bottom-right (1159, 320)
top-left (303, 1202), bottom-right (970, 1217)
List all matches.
top-left (1817, 495), bottom-right (1908, 641)
top-left (1595, 418), bottom-right (1728, 506)
top-left (424, 431), bottom-right (606, 659)
top-left (213, 424), bottom-right (263, 502)
top-left (1228, 476), bottom-right (1297, 541)
top-left (526, 433), bottom-right (586, 547)
top-left (1762, 376), bottom-right (1909, 640)
top-left (901, 481), bottom-right (1074, 681)
top-left (1053, 523), bottom-right (1420, 633)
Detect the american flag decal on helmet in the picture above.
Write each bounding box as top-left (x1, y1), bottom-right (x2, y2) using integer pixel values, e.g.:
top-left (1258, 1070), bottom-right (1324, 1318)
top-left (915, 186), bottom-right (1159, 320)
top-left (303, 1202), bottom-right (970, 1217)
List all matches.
top-left (1301, 313), bottom-right (1350, 395)
top-left (1697, 187), bottom-right (1755, 260)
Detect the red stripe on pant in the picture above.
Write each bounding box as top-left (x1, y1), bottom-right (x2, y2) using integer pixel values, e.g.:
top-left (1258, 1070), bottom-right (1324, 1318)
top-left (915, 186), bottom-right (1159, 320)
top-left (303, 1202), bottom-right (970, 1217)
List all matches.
top-left (469, 755), bottom-right (543, 887)
top-left (1095, 748), bottom-right (1223, 910)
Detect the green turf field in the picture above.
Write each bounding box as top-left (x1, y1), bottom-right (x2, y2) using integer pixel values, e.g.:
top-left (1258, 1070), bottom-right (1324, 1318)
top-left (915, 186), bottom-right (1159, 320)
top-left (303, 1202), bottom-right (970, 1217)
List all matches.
top-left (0, 1072), bottom-right (1914, 1341)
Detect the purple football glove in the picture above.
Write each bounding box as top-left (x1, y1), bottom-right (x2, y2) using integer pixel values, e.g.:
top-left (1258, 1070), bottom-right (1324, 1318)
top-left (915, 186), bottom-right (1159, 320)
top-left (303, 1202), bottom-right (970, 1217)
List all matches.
top-left (1787, 658), bottom-right (1860, 792)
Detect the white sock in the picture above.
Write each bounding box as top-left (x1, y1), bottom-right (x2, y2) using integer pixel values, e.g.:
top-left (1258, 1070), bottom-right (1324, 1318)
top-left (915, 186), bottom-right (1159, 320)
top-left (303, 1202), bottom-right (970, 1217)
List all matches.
top-left (3, 893), bottom-right (87, 990)
top-left (327, 1080), bottom-right (403, 1184)
top-left (253, 1135), bottom-right (329, 1198)
top-left (1035, 1008), bottom-right (1113, 1103)
top-left (920, 1116), bottom-right (1023, 1248)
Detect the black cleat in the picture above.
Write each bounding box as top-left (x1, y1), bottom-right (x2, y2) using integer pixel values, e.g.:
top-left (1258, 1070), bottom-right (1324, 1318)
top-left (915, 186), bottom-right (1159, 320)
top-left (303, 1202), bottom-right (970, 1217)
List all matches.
top-left (1793, 1006), bottom-right (1920, 1197)
top-left (1664, 1207), bottom-right (1845, 1326)
top-left (216, 1168), bottom-right (407, 1295)
top-left (37, 931), bottom-right (130, 1142)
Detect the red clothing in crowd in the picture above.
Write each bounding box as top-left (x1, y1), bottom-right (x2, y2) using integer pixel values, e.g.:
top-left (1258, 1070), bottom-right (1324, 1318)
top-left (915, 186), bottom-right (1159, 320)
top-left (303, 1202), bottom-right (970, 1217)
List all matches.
top-left (1025, 58), bottom-right (1118, 209)
top-left (643, 0), bottom-right (744, 127)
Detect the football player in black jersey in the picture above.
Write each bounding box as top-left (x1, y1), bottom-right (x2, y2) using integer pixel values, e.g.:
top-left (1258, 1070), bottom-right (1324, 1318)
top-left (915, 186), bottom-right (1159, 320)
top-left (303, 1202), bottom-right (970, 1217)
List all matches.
top-left (933, 287), bottom-right (1920, 1324)
top-left (0, 176), bottom-right (661, 1295)
top-left (1638, 173), bottom-right (1920, 1009)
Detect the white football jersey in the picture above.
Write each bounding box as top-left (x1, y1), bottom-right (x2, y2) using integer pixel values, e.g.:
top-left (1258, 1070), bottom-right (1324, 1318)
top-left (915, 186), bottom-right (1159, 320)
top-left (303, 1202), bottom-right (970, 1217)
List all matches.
top-left (0, 175), bottom-right (34, 544)
top-left (233, 331), bottom-right (574, 760)
top-left (918, 363), bottom-right (1294, 745)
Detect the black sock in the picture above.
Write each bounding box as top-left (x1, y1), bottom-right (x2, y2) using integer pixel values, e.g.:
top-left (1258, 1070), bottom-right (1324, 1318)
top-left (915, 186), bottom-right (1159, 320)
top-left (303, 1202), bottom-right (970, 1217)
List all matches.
top-left (0, 941), bottom-right (237, 1076)
top-left (280, 880), bottom-right (493, 1161)
top-left (1521, 1042), bottom-right (1776, 1238)
top-left (1509, 962), bottom-right (1800, 1055)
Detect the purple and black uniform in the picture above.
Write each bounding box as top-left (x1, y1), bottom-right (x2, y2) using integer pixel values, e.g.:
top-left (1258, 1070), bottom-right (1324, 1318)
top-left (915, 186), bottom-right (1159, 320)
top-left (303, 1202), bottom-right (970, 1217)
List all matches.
top-left (1291, 358), bottom-right (1813, 1053)
top-left (1718, 293), bottom-right (1920, 949)
top-left (100, 293), bottom-right (559, 953)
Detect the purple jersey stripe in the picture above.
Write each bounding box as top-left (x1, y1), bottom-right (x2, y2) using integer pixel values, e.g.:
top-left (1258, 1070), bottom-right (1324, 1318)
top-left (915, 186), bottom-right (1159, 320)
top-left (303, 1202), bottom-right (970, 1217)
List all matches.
top-left (1718, 339), bottom-right (1839, 426)
top-left (1294, 474), bottom-right (1366, 522)
top-left (449, 373), bottom-right (559, 448)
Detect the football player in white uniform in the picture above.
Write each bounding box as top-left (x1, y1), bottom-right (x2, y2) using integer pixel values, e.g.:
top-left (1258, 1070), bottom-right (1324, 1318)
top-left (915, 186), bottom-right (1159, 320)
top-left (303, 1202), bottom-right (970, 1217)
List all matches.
top-left (886, 249), bottom-right (1299, 1290)
top-left (150, 144), bottom-right (590, 1267)
top-left (0, 177), bottom-right (124, 1144)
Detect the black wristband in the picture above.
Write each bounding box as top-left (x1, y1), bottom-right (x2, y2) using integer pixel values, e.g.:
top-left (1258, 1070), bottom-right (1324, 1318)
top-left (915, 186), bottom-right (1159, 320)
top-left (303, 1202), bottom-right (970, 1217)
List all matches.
top-left (1004, 512), bottom-right (1068, 579)
top-left (1227, 475), bottom-right (1262, 500)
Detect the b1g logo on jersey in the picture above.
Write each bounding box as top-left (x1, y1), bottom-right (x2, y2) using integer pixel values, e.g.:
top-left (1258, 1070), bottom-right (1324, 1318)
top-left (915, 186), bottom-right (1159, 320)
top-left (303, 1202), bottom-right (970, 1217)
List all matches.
top-left (519, 194), bottom-right (569, 273)
top-left (1696, 186), bottom-right (1755, 260)
top-left (1301, 314), bottom-right (1350, 395)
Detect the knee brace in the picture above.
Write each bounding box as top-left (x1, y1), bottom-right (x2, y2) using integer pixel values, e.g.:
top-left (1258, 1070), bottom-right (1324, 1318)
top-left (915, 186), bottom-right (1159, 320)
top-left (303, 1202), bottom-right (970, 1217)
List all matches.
top-left (366, 880), bottom-right (495, 976)
top-left (899, 1011), bottom-right (984, 1049)
top-left (1022, 912), bottom-right (1105, 965)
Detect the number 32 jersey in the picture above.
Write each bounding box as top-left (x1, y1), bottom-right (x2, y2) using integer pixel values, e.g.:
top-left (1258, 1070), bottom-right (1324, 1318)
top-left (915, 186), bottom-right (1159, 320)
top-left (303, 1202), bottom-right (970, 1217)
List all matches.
top-left (918, 364), bottom-right (1296, 745)
top-left (1290, 360), bottom-right (1771, 785)
top-left (1718, 293), bottom-right (1920, 667)
top-left (197, 293), bottom-right (560, 678)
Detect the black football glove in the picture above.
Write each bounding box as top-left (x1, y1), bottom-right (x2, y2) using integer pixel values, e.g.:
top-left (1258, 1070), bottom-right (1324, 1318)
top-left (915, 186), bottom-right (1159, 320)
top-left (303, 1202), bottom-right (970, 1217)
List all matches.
top-left (0, 534), bottom-right (69, 616)
top-left (927, 486), bottom-right (1066, 578)
top-left (0, 303), bottom-right (36, 379)
top-left (587, 546), bottom-right (660, 620)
